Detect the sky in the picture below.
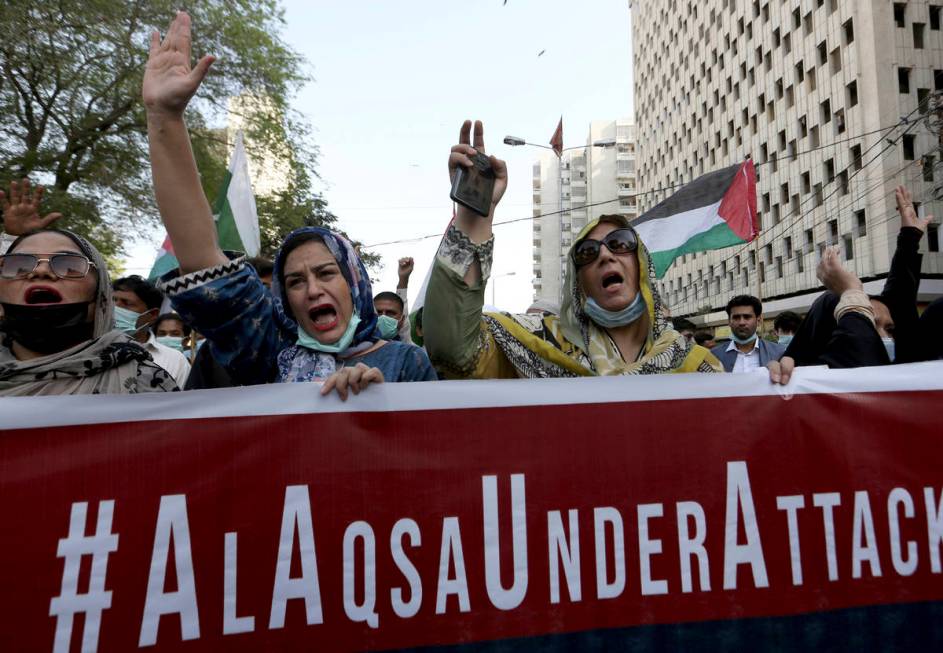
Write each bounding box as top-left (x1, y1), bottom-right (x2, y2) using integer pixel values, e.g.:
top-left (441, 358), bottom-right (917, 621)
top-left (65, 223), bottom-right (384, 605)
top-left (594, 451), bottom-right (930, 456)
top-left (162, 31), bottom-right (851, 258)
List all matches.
top-left (125, 0), bottom-right (634, 312)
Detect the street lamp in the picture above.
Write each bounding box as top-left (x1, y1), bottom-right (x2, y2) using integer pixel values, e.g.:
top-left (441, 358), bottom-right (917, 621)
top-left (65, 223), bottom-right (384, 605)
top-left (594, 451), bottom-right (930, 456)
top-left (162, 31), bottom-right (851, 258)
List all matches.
top-left (490, 271), bottom-right (517, 306)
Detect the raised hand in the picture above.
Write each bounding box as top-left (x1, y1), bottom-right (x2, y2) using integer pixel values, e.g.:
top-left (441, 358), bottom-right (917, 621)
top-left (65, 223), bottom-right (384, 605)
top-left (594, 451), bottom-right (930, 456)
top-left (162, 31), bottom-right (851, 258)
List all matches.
top-left (0, 179), bottom-right (63, 236)
top-left (817, 245), bottom-right (862, 295)
top-left (143, 11), bottom-right (215, 117)
top-left (448, 120), bottom-right (509, 223)
top-left (397, 257), bottom-right (414, 286)
top-left (895, 185), bottom-right (932, 233)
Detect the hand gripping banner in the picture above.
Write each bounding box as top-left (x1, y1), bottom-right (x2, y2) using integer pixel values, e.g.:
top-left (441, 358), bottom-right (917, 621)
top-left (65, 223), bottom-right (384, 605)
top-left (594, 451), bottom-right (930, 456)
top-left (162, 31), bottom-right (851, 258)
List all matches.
top-left (1, 362), bottom-right (943, 652)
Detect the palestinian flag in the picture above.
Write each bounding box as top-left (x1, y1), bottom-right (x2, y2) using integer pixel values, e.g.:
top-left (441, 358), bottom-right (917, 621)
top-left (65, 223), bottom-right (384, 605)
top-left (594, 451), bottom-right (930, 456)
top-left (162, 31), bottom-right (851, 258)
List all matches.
top-left (148, 130), bottom-right (260, 280)
top-left (633, 159), bottom-right (757, 278)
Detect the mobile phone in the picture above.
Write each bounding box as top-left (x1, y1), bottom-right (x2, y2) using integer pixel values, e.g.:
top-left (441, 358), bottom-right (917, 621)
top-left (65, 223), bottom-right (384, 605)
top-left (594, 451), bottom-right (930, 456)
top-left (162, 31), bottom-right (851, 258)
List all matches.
top-left (450, 150), bottom-right (495, 217)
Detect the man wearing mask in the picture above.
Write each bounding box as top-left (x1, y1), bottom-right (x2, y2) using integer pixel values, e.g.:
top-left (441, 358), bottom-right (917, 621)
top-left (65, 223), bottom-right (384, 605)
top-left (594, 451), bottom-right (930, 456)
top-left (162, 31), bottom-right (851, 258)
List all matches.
top-left (373, 256), bottom-right (415, 344)
top-left (113, 276), bottom-right (190, 387)
top-left (711, 295), bottom-right (785, 373)
top-left (773, 311), bottom-right (802, 348)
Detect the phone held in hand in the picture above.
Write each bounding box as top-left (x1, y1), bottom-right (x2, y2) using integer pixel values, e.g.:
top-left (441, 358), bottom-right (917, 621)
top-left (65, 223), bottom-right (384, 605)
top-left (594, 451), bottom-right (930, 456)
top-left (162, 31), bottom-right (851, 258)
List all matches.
top-left (450, 150), bottom-right (495, 217)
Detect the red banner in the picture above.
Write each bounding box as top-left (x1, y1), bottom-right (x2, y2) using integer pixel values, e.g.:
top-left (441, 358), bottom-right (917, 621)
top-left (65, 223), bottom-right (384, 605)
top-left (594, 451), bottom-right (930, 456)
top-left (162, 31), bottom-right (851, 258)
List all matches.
top-left (2, 363), bottom-right (943, 651)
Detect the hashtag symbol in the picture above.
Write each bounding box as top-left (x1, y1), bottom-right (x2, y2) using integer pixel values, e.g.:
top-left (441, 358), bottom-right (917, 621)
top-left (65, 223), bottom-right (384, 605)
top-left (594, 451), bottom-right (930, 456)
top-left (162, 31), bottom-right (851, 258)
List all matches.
top-left (49, 501), bottom-right (119, 653)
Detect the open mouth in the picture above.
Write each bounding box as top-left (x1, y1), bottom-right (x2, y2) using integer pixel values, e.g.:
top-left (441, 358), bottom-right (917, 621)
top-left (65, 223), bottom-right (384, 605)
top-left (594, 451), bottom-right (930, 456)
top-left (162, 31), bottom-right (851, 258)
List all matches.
top-left (308, 304), bottom-right (339, 332)
top-left (601, 272), bottom-right (624, 290)
top-left (24, 286), bottom-right (64, 305)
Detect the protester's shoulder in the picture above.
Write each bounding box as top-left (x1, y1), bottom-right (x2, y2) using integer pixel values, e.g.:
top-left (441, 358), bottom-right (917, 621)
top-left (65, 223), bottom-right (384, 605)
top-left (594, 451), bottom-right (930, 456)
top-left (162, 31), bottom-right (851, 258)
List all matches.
top-left (378, 340), bottom-right (437, 381)
top-left (709, 342), bottom-right (728, 358)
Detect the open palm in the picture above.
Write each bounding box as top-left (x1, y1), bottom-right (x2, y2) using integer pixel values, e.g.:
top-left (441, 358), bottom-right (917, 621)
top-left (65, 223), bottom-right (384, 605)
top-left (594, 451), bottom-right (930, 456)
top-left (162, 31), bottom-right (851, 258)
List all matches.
top-left (142, 11), bottom-right (215, 116)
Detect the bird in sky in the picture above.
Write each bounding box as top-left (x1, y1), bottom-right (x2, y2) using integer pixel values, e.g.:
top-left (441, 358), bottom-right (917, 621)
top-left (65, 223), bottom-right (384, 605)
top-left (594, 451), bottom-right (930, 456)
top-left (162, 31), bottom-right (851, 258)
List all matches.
top-left (537, 49), bottom-right (546, 57)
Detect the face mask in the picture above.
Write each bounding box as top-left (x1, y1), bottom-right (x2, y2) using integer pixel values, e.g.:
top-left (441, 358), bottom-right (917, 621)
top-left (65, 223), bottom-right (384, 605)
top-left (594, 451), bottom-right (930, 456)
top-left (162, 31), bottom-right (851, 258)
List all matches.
top-left (882, 337), bottom-right (895, 362)
top-left (156, 335), bottom-right (185, 352)
top-left (114, 305), bottom-right (144, 333)
top-left (377, 315), bottom-right (399, 340)
top-left (583, 292), bottom-right (647, 328)
top-left (731, 332), bottom-right (758, 346)
top-left (0, 302), bottom-right (94, 355)
top-left (778, 334), bottom-right (793, 346)
top-left (297, 312), bottom-right (361, 354)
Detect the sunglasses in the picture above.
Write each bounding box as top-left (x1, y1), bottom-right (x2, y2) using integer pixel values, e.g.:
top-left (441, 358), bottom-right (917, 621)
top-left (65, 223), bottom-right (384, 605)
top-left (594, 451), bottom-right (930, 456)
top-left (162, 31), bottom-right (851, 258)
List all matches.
top-left (0, 253), bottom-right (96, 280)
top-left (572, 228), bottom-right (639, 268)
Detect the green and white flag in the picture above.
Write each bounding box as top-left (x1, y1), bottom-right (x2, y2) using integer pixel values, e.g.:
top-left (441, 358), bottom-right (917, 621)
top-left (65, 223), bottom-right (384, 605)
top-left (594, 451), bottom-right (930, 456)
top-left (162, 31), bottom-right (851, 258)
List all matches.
top-left (213, 130), bottom-right (260, 256)
top-left (149, 131), bottom-right (260, 280)
top-left (634, 159), bottom-right (758, 278)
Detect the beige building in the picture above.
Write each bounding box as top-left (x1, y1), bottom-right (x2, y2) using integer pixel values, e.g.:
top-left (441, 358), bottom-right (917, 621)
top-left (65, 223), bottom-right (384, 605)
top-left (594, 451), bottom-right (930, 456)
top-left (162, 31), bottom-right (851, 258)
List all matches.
top-left (532, 119), bottom-right (639, 303)
top-left (632, 0), bottom-right (942, 324)
top-left (227, 95), bottom-right (292, 197)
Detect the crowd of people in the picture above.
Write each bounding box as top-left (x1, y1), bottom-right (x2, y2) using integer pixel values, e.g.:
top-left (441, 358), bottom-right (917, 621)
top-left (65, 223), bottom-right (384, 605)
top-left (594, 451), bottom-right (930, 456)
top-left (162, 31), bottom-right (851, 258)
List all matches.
top-left (0, 11), bottom-right (940, 399)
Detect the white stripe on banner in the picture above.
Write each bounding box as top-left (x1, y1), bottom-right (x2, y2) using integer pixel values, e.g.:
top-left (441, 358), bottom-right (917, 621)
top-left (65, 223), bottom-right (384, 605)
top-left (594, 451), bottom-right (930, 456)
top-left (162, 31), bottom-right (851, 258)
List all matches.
top-left (634, 199), bottom-right (725, 252)
top-left (1, 362), bottom-right (942, 430)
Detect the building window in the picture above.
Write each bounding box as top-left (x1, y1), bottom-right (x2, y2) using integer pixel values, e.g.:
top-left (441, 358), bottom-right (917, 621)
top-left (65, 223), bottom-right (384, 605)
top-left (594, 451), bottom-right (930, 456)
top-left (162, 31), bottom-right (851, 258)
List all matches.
top-left (817, 41), bottom-right (828, 66)
top-left (820, 99), bottom-right (831, 123)
top-left (924, 155), bottom-right (936, 182)
top-left (914, 23), bottom-right (926, 48)
top-left (828, 220), bottom-right (839, 246)
top-left (931, 5), bottom-right (941, 30)
top-left (894, 3), bottom-right (906, 28)
top-left (929, 225), bottom-right (940, 253)
top-left (843, 18), bottom-right (855, 43)
top-left (899, 67), bottom-right (911, 94)
top-left (847, 80), bottom-right (858, 107)
top-left (843, 236), bottom-right (854, 261)
top-left (855, 209), bottom-right (867, 237)
top-left (936, 70), bottom-right (943, 91)
top-left (851, 144), bottom-right (862, 170)
top-left (903, 134), bottom-right (916, 160)
top-left (830, 47), bottom-right (841, 75)
top-left (805, 229), bottom-right (815, 253)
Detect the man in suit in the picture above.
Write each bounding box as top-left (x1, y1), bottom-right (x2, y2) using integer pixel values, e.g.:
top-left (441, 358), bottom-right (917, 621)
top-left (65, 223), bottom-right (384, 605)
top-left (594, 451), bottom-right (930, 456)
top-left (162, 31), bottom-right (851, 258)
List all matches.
top-left (711, 295), bottom-right (784, 373)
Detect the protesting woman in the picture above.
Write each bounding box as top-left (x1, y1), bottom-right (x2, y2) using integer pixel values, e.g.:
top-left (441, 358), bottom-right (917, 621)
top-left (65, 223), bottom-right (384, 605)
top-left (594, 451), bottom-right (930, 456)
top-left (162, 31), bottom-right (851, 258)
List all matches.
top-left (0, 226), bottom-right (178, 395)
top-left (144, 12), bottom-right (435, 398)
top-left (424, 120), bottom-right (722, 378)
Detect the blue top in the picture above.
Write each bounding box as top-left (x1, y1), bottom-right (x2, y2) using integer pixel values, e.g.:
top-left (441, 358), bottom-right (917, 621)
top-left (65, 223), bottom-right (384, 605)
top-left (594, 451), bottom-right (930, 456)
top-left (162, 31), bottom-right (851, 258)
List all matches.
top-left (163, 259), bottom-right (436, 386)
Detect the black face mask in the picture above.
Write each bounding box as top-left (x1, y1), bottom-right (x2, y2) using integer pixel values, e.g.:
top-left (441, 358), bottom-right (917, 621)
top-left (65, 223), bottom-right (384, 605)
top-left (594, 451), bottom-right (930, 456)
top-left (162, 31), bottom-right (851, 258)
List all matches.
top-left (0, 302), bottom-right (95, 355)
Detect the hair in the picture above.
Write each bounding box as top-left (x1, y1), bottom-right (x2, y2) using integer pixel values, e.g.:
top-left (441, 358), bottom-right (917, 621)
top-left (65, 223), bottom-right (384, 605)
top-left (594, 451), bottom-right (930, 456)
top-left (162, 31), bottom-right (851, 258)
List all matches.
top-left (725, 294), bottom-right (762, 317)
top-left (373, 291), bottom-right (404, 312)
top-left (152, 313), bottom-right (191, 337)
top-left (246, 256), bottom-right (274, 278)
top-left (694, 330), bottom-right (715, 346)
top-left (773, 311), bottom-right (802, 334)
top-left (672, 317), bottom-right (697, 332)
top-left (112, 275), bottom-right (164, 311)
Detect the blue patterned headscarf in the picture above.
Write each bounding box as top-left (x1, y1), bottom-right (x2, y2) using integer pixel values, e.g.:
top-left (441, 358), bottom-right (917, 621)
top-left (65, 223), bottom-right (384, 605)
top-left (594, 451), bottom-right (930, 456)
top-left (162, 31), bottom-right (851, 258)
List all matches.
top-left (271, 226), bottom-right (379, 346)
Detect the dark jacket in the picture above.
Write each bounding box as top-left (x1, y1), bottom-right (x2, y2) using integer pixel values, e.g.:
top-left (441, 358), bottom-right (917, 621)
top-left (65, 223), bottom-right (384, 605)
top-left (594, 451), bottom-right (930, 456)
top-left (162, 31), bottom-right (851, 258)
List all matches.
top-left (784, 292), bottom-right (889, 368)
top-left (711, 338), bottom-right (785, 372)
top-left (874, 227), bottom-right (923, 364)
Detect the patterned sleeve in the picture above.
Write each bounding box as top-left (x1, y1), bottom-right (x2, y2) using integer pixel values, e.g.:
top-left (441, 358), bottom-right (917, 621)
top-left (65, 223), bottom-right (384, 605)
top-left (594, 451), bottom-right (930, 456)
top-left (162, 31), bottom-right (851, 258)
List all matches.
top-left (159, 258), bottom-right (294, 385)
top-left (422, 224), bottom-right (509, 379)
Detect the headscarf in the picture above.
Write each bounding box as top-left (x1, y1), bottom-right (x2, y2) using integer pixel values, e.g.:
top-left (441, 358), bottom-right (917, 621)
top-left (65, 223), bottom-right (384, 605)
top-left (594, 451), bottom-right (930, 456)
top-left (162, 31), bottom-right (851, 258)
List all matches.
top-left (480, 215), bottom-right (720, 376)
top-left (0, 229), bottom-right (178, 395)
top-left (270, 226), bottom-right (380, 382)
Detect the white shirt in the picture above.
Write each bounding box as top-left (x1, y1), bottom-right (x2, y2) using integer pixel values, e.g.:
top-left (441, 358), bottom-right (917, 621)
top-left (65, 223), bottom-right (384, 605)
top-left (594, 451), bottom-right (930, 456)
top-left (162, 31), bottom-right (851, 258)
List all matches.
top-left (143, 333), bottom-right (191, 388)
top-left (727, 337), bottom-right (761, 374)
top-left (395, 287), bottom-right (414, 345)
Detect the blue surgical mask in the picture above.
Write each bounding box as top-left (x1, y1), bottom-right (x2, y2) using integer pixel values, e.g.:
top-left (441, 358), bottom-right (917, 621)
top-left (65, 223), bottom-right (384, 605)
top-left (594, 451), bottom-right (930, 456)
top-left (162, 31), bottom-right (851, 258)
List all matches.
top-left (297, 313), bottom-right (361, 354)
top-left (731, 332), bottom-right (758, 346)
top-left (156, 335), bottom-right (185, 352)
top-left (114, 305), bottom-right (143, 333)
top-left (583, 292), bottom-right (647, 328)
top-left (377, 315), bottom-right (399, 340)
top-left (882, 337), bottom-right (895, 362)
top-left (778, 334), bottom-right (793, 346)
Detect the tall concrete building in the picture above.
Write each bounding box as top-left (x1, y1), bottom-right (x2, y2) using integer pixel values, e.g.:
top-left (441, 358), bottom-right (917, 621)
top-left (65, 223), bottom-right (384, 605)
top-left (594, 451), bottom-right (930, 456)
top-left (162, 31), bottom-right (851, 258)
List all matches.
top-left (532, 119), bottom-right (639, 303)
top-left (632, 0), bottom-right (942, 323)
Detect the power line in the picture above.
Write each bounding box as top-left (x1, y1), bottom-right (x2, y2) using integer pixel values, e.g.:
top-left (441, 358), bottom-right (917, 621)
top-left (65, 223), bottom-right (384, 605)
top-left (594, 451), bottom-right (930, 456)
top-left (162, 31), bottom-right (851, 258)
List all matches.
top-left (362, 117), bottom-right (923, 250)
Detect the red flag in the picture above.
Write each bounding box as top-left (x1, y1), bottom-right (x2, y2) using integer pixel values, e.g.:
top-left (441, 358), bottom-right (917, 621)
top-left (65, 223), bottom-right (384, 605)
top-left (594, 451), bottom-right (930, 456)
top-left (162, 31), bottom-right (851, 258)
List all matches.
top-left (549, 117), bottom-right (563, 157)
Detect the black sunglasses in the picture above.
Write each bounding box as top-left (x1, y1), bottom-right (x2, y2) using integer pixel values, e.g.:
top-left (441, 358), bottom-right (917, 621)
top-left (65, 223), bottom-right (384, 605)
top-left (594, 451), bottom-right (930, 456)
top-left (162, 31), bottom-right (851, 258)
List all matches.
top-left (0, 253), bottom-right (96, 280)
top-left (572, 228), bottom-right (639, 268)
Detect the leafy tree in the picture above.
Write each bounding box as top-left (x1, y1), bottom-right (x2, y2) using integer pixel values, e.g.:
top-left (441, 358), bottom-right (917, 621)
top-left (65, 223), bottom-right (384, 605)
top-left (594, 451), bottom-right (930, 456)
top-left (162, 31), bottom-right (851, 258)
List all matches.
top-left (0, 0), bottom-right (340, 260)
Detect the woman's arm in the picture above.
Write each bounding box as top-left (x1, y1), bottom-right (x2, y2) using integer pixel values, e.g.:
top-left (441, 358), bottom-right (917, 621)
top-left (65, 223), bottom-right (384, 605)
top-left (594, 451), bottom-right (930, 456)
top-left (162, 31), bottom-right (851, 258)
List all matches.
top-left (143, 11), bottom-right (226, 274)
